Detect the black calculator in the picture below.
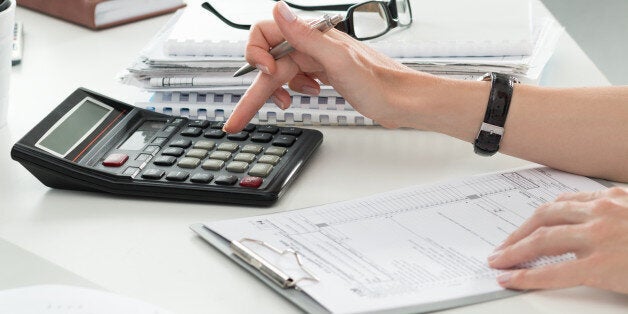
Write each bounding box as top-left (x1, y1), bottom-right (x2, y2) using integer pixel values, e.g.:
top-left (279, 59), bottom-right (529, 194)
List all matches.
top-left (11, 88), bottom-right (323, 205)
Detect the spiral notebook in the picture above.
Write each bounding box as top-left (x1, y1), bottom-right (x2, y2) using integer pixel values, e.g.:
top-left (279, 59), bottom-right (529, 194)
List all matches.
top-left (191, 167), bottom-right (611, 314)
top-left (141, 90), bottom-right (377, 126)
top-left (165, 0), bottom-right (533, 58)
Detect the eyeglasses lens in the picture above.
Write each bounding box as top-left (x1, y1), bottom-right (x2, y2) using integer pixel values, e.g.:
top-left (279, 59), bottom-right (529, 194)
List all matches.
top-left (352, 2), bottom-right (389, 39)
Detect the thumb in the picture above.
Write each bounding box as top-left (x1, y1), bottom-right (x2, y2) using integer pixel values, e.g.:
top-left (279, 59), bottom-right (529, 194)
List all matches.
top-left (272, 1), bottom-right (337, 61)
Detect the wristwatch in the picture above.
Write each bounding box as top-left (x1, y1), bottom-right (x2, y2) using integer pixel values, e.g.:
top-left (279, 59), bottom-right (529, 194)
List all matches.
top-left (473, 73), bottom-right (518, 156)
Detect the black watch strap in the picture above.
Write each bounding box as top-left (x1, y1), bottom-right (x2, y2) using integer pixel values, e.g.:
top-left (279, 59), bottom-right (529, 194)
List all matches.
top-left (474, 73), bottom-right (516, 156)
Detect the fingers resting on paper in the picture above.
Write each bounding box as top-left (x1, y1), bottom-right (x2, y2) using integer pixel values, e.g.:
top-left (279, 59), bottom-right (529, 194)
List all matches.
top-left (488, 187), bottom-right (628, 294)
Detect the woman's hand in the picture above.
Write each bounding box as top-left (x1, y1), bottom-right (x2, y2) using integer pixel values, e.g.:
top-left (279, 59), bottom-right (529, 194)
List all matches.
top-left (222, 1), bottom-right (440, 133)
top-left (488, 187), bottom-right (628, 294)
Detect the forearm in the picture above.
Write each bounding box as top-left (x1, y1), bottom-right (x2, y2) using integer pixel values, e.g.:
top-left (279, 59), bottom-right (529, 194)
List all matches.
top-left (400, 74), bottom-right (628, 182)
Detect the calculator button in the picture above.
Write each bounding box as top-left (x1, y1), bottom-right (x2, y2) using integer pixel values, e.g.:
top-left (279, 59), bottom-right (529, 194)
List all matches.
top-left (233, 153), bottom-right (256, 163)
top-left (258, 155), bottom-right (280, 165)
top-left (144, 145), bottom-right (160, 154)
top-left (177, 157), bottom-right (201, 168)
top-left (280, 127), bottom-right (302, 136)
top-left (201, 159), bottom-right (225, 170)
top-left (122, 167), bottom-right (140, 177)
top-left (190, 173), bottom-right (214, 183)
top-left (204, 129), bottom-right (225, 139)
top-left (102, 153), bottom-right (128, 167)
top-left (210, 121), bottom-right (225, 129)
top-left (186, 149), bottom-right (208, 159)
top-left (189, 120), bottom-right (210, 128)
top-left (136, 153), bottom-right (152, 162)
top-left (170, 139), bottom-right (192, 148)
top-left (193, 140), bottom-right (216, 150)
top-left (153, 156), bottom-right (177, 166)
top-left (166, 171), bottom-right (190, 181)
top-left (226, 161), bottom-right (249, 173)
top-left (241, 144), bottom-right (263, 154)
top-left (248, 164), bottom-right (273, 178)
top-left (265, 147), bottom-right (287, 157)
top-left (251, 133), bottom-right (273, 143)
top-left (243, 124), bottom-right (256, 132)
top-left (272, 135), bottom-right (296, 147)
top-left (214, 175), bottom-right (238, 186)
top-left (142, 169), bottom-right (165, 179)
top-left (227, 131), bottom-right (249, 141)
top-left (181, 127), bottom-right (203, 137)
top-left (257, 125), bottom-right (279, 134)
top-left (239, 176), bottom-right (263, 188)
top-left (217, 142), bottom-right (239, 152)
top-left (171, 118), bottom-right (184, 124)
top-left (208, 151), bottom-right (231, 161)
top-left (163, 125), bottom-right (177, 134)
top-left (152, 137), bottom-right (168, 145)
top-left (162, 147), bottom-right (184, 157)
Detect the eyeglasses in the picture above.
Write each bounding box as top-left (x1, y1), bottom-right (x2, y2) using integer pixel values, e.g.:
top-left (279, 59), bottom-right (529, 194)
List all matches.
top-left (201, 0), bottom-right (413, 41)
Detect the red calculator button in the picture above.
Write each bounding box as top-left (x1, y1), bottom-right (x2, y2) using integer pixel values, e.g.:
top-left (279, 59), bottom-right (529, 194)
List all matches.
top-left (239, 176), bottom-right (263, 188)
top-left (102, 153), bottom-right (129, 167)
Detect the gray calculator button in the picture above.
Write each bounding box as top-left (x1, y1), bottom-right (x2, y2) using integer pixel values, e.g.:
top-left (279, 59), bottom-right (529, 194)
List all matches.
top-left (258, 155), bottom-right (280, 165)
top-left (177, 157), bottom-right (201, 169)
top-left (169, 139), bottom-right (192, 148)
top-left (248, 163), bottom-right (273, 178)
top-left (217, 142), bottom-right (239, 152)
top-left (214, 175), bottom-right (238, 186)
top-left (190, 173), bottom-right (213, 183)
top-left (153, 155), bottom-right (177, 166)
top-left (152, 137), bottom-right (168, 145)
top-left (209, 151), bottom-right (231, 161)
top-left (141, 169), bottom-right (164, 179)
top-left (201, 159), bottom-right (225, 170)
top-left (186, 148), bottom-right (208, 159)
top-left (136, 153), bottom-right (152, 162)
top-left (241, 144), bottom-right (263, 154)
top-left (265, 147), bottom-right (287, 157)
top-left (226, 161), bottom-right (249, 173)
top-left (233, 153), bottom-right (256, 163)
top-left (122, 167), bottom-right (140, 177)
top-left (162, 147), bottom-right (184, 157)
top-left (144, 145), bottom-right (160, 154)
top-left (193, 140), bottom-right (215, 150)
top-left (166, 171), bottom-right (189, 181)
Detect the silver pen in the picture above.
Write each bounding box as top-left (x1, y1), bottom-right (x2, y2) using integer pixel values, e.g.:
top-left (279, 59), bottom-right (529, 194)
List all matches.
top-left (233, 14), bottom-right (343, 77)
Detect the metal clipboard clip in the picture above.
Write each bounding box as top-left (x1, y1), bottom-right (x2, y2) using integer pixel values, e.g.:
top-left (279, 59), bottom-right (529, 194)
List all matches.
top-left (230, 238), bottom-right (319, 289)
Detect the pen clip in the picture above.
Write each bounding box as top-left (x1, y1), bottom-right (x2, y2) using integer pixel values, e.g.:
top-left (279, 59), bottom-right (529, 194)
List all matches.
top-left (230, 238), bottom-right (319, 289)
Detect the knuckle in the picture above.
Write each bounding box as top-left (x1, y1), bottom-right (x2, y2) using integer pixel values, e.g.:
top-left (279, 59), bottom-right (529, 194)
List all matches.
top-left (555, 192), bottom-right (575, 201)
top-left (606, 187), bottom-right (627, 197)
top-left (590, 198), bottom-right (616, 215)
top-left (534, 202), bottom-right (552, 216)
top-left (530, 226), bottom-right (551, 243)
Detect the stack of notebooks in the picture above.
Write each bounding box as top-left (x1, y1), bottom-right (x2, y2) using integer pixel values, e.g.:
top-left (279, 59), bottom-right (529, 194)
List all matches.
top-left (119, 0), bottom-right (564, 126)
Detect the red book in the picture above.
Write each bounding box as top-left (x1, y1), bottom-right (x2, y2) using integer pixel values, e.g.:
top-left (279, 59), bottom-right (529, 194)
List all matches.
top-left (17, 0), bottom-right (185, 30)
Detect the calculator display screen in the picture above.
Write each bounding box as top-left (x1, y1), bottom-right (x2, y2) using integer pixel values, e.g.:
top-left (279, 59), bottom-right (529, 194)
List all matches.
top-left (36, 98), bottom-right (113, 157)
top-left (118, 121), bottom-right (165, 150)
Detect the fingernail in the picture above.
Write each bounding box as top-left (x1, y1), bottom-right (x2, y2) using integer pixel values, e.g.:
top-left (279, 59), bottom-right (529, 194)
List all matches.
top-left (497, 272), bottom-right (512, 285)
top-left (494, 241), bottom-right (507, 251)
top-left (256, 64), bottom-right (270, 75)
top-left (278, 1), bottom-right (296, 22)
top-left (487, 250), bottom-right (502, 262)
top-left (302, 86), bottom-right (319, 96)
top-left (270, 95), bottom-right (286, 110)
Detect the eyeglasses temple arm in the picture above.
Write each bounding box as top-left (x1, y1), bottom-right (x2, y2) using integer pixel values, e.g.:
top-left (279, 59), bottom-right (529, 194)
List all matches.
top-left (274, 0), bottom-right (354, 11)
top-left (201, 2), bottom-right (252, 30)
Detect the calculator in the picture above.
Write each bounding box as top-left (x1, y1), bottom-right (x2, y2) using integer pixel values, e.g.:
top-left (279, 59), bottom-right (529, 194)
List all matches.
top-left (11, 88), bottom-right (323, 205)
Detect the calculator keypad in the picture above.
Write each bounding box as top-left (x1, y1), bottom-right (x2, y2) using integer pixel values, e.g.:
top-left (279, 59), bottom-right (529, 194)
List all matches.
top-left (123, 119), bottom-right (314, 190)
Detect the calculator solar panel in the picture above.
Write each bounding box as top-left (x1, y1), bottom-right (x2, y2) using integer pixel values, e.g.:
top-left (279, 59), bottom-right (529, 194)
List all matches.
top-left (11, 88), bottom-right (323, 205)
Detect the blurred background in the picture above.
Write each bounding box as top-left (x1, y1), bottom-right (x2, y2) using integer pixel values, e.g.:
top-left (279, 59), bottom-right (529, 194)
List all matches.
top-left (542, 0), bottom-right (628, 85)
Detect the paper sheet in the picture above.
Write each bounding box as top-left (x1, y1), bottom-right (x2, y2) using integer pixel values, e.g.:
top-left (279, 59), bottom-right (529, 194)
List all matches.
top-left (206, 168), bottom-right (607, 314)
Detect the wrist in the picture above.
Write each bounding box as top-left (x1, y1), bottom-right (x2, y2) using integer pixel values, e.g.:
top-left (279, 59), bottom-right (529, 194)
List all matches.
top-left (398, 73), bottom-right (491, 142)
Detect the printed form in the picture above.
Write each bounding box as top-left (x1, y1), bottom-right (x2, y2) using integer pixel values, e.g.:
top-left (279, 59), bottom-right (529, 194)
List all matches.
top-left (205, 168), bottom-right (608, 313)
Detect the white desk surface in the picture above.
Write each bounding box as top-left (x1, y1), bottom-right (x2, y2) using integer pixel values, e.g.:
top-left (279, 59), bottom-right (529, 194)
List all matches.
top-left (2, 6), bottom-right (627, 314)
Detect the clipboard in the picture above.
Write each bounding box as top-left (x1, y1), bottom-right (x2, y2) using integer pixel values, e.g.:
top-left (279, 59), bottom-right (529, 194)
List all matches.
top-left (190, 223), bottom-right (521, 314)
top-left (190, 223), bottom-right (330, 314)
